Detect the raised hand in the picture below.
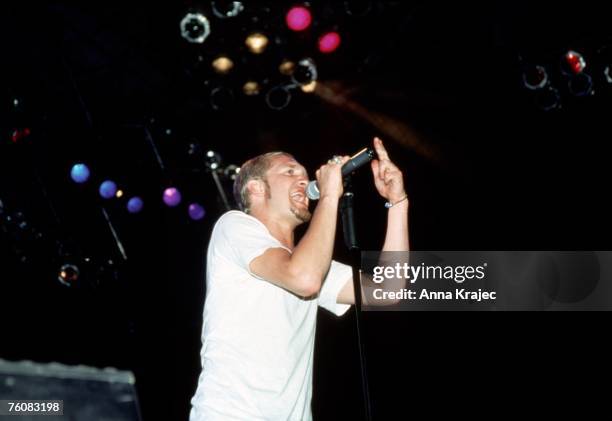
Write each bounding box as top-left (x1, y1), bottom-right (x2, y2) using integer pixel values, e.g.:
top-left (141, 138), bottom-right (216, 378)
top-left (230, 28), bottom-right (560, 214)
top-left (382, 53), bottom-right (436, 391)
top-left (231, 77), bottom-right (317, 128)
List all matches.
top-left (370, 137), bottom-right (406, 204)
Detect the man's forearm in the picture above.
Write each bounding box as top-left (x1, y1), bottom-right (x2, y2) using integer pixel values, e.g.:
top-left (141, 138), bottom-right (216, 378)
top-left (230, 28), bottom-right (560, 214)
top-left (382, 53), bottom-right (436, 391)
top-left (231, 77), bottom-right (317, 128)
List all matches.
top-left (290, 196), bottom-right (339, 287)
top-left (382, 199), bottom-right (409, 252)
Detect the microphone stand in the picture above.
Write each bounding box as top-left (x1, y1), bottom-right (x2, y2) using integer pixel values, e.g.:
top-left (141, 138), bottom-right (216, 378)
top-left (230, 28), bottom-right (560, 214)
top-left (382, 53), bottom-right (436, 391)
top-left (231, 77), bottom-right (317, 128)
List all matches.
top-left (340, 175), bottom-right (372, 421)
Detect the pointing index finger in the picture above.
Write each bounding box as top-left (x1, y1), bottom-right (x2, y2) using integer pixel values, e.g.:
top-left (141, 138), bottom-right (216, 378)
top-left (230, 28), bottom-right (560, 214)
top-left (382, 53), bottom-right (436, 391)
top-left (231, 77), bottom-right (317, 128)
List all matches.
top-left (374, 137), bottom-right (390, 161)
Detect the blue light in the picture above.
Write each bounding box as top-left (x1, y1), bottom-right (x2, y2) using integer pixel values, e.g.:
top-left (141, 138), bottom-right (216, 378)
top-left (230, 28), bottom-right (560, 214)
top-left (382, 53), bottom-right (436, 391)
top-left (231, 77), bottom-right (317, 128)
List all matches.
top-left (127, 197), bottom-right (144, 214)
top-left (188, 203), bottom-right (206, 221)
top-left (99, 180), bottom-right (118, 199)
top-left (70, 163), bottom-right (90, 184)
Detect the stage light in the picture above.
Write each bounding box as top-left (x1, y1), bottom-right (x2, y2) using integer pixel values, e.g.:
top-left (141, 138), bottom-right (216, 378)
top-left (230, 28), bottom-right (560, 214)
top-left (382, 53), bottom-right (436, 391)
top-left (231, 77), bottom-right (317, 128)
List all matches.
top-left (163, 187), bottom-right (182, 207)
top-left (127, 197), bottom-right (144, 214)
top-left (206, 151), bottom-right (222, 171)
top-left (99, 180), bottom-right (118, 199)
top-left (568, 73), bottom-right (594, 96)
top-left (188, 203), bottom-right (206, 221)
top-left (210, 86), bottom-right (235, 110)
top-left (522, 65), bottom-right (548, 90)
top-left (279, 60), bottom-right (296, 75)
top-left (180, 12), bottom-right (211, 44)
top-left (606, 65), bottom-right (612, 83)
top-left (301, 81), bottom-right (317, 93)
top-left (344, 0), bottom-right (373, 16)
top-left (286, 6), bottom-right (312, 32)
top-left (223, 165), bottom-right (240, 181)
top-left (243, 81), bottom-right (261, 96)
top-left (292, 58), bottom-right (318, 85)
top-left (535, 86), bottom-right (561, 111)
top-left (212, 56), bottom-right (234, 74)
top-left (116, 190), bottom-right (124, 199)
top-left (10, 128), bottom-right (31, 144)
top-left (70, 163), bottom-right (90, 184)
top-left (212, 1), bottom-right (244, 19)
top-left (598, 46), bottom-right (612, 83)
top-left (561, 50), bottom-right (586, 75)
top-left (58, 263), bottom-right (79, 287)
top-left (318, 32), bottom-right (341, 54)
top-left (266, 86), bottom-right (292, 110)
top-left (245, 33), bottom-right (269, 54)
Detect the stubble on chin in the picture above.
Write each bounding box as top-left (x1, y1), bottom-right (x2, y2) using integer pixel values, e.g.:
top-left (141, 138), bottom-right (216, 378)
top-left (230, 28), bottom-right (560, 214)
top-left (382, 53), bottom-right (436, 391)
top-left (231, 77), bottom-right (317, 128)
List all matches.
top-left (290, 206), bottom-right (312, 223)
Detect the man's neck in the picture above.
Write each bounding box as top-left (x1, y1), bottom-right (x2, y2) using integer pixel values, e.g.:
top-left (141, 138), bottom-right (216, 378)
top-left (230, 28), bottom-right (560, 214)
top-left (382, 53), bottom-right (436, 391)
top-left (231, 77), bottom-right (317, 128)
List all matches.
top-left (250, 209), bottom-right (296, 250)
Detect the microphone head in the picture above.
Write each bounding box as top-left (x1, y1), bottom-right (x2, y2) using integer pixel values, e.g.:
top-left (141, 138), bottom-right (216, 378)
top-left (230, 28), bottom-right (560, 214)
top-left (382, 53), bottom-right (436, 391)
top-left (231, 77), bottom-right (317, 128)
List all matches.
top-left (306, 181), bottom-right (320, 200)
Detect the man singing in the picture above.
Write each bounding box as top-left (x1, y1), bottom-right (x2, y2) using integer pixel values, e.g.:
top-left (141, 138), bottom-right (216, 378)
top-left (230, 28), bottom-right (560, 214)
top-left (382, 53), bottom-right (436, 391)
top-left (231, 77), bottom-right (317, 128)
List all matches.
top-left (190, 137), bottom-right (409, 420)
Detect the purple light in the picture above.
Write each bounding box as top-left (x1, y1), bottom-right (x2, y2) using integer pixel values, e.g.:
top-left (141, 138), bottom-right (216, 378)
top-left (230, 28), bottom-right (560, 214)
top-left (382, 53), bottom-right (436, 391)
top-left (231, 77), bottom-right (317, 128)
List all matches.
top-left (70, 163), bottom-right (90, 184)
top-left (163, 187), bottom-right (182, 207)
top-left (127, 197), bottom-right (144, 214)
top-left (99, 180), bottom-right (118, 199)
top-left (188, 203), bottom-right (206, 221)
top-left (318, 32), bottom-right (341, 54)
top-left (286, 6), bottom-right (312, 32)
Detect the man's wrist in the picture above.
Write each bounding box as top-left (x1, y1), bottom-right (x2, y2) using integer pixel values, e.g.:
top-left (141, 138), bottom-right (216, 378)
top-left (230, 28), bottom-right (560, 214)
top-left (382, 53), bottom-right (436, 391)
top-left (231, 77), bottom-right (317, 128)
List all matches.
top-left (385, 194), bottom-right (409, 209)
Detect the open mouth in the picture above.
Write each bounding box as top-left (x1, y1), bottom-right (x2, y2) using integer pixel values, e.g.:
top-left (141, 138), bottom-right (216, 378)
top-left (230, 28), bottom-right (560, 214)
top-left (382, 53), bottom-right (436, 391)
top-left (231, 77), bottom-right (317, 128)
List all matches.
top-left (290, 191), bottom-right (308, 207)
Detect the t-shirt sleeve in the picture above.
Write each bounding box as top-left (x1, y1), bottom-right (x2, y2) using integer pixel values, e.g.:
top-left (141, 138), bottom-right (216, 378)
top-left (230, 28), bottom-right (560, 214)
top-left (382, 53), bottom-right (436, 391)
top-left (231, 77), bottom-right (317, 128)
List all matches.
top-left (217, 212), bottom-right (288, 275)
top-left (318, 260), bottom-right (352, 316)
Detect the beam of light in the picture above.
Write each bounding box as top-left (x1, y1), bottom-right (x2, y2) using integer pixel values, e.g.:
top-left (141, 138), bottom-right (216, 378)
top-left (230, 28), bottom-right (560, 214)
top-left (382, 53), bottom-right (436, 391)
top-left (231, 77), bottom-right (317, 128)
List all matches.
top-left (313, 81), bottom-right (440, 163)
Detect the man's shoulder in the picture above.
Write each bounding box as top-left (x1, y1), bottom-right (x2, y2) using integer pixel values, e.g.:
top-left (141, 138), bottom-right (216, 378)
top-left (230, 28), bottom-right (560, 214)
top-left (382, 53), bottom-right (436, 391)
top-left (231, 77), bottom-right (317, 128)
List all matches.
top-left (216, 210), bottom-right (257, 226)
top-left (214, 211), bottom-right (266, 236)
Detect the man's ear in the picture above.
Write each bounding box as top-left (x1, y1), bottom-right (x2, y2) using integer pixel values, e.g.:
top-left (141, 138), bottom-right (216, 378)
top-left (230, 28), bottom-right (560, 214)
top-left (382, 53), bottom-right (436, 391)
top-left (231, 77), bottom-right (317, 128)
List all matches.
top-left (246, 179), bottom-right (266, 199)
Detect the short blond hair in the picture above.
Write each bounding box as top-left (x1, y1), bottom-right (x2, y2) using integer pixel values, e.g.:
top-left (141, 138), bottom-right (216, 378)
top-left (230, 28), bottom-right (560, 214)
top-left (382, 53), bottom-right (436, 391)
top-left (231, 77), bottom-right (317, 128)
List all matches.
top-left (233, 152), bottom-right (294, 213)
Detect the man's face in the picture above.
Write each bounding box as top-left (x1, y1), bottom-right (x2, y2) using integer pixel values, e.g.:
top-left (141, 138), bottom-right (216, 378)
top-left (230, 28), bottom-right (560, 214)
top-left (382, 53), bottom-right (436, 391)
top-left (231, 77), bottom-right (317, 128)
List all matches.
top-left (264, 155), bottom-right (311, 224)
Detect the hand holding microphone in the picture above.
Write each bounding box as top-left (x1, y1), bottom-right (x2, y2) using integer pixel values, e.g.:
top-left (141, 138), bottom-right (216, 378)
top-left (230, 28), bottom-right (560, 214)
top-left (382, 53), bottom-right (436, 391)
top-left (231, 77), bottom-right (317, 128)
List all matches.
top-left (307, 148), bottom-right (375, 200)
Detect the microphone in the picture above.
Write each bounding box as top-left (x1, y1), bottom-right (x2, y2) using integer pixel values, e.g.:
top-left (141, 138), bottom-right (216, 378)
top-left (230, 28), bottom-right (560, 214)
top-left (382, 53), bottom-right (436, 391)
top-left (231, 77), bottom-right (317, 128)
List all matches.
top-left (306, 147), bottom-right (375, 200)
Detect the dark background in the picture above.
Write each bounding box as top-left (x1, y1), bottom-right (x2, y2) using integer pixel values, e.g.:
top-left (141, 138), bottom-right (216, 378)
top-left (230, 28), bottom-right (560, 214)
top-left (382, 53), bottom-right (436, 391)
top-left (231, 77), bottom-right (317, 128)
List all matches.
top-left (1, 1), bottom-right (611, 420)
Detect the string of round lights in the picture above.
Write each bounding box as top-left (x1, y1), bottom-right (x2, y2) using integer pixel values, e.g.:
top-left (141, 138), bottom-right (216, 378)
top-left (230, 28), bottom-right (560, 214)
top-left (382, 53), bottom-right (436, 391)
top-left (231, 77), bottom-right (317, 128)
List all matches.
top-left (520, 43), bottom-right (611, 110)
top-left (178, 3), bottom-right (352, 111)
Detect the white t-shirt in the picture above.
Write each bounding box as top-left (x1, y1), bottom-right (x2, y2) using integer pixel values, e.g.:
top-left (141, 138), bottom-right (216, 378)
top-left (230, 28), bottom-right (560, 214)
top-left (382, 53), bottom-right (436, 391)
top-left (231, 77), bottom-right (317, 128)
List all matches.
top-left (190, 211), bottom-right (352, 421)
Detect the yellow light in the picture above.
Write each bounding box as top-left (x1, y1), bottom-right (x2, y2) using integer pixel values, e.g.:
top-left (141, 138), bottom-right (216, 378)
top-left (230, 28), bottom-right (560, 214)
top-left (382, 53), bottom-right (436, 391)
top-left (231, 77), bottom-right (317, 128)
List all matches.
top-left (212, 56), bottom-right (234, 74)
top-left (245, 33), bottom-right (269, 54)
top-left (243, 81), bottom-right (261, 96)
top-left (279, 60), bottom-right (296, 76)
top-left (116, 190), bottom-right (124, 198)
top-left (301, 81), bottom-right (317, 93)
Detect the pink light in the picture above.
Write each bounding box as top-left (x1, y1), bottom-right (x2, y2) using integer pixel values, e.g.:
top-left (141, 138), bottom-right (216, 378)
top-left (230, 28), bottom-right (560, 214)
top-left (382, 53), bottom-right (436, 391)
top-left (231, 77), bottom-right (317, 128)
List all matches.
top-left (286, 6), bottom-right (312, 32)
top-left (318, 32), bottom-right (341, 54)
